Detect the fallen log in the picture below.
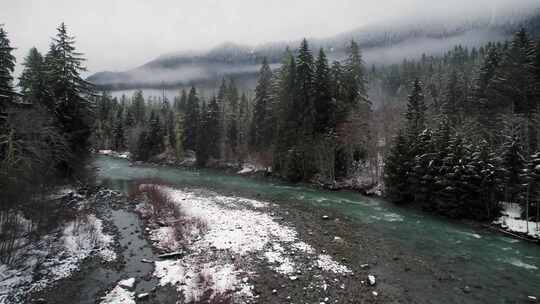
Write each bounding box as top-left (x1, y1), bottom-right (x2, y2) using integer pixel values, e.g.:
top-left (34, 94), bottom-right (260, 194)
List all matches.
top-left (483, 224), bottom-right (539, 244)
top-left (157, 251), bottom-right (185, 259)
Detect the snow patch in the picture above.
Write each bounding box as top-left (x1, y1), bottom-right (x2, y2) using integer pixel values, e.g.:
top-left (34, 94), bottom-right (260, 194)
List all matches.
top-left (1, 212), bottom-right (117, 303)
top-left (237, 163), bottom-right (266, 175)
top-left (98, 150), bottom-right (131, 160)
top-left (494, 202), bottom-right (540, 239)
top-left (118, 278), bottom-right (136, 289)
top-left (317, 254), bottom-right (352, 274)
top-left (154, 259), bottom-right (252, 302)
top-left (143, 186), bottom-right (351, 302)
top-left (100, 280), bottom-right (136, 304)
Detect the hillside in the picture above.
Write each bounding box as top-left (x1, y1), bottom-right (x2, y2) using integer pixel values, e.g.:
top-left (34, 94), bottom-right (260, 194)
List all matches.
top-left (87, 8), bottom-right (540, 90)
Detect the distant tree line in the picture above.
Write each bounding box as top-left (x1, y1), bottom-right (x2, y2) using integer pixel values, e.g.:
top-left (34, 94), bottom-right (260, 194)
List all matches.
top-left (93, 39), bottom-right (371, 184)
top-left (384, 29), bottom-right (540, 222)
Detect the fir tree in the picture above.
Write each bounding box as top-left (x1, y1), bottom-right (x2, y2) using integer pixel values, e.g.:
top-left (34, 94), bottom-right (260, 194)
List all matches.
top-left (196, 101), bottom-right (209, 166)
top-left (174, 113), bottom-right (184, 160)
top-left (174, 89), bottom-right (188, 113)
top-left (250, 57), bottom-right (273, 149)
top-left (112, 108), bottom-right (125, 151)
top-left (295, 39), bottom-right (315, 138)
top-left (470, 140), bottom-right (501, 219)
top-left (131, 90), bottom-right (146, 123)
top-left (226, 79), bottom-right (239, 156)
top-left (342, 40), bottom-right (368, 109)
top-left (313, 48), bottom-right (335, 133)
top-left (405, 79), bottom-right (427, 140)
top-left (44, 23), bottom-right (94, 174)
top-left (443, 70), bottom-right (465, 126)
top-left (0, 26), bottom-right (16, 122)
top-left (500, 135), bottom-right (526, 203)
top-left (410, 129), bottom-right (435, 206)
top-left (384, 131), bottom-right (412, 203)
top-left (18, 47), bottom-right (47, 106)
top-left (147, 111), bottom-right (164, 157)
top-left (207, 96), bottom-right (221, 159)
top-left (238, 92), bottom-right (250, 149)
top-left (183, 87), bottom-right (200, 151)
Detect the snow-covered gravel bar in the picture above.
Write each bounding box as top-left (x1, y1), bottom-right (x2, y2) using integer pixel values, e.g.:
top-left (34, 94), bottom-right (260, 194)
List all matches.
top-left (138, 186), bottom-right (354, 303)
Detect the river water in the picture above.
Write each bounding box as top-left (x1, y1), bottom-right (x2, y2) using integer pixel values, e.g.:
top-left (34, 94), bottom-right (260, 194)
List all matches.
top-left (94, 155), bottom-right (540, 303)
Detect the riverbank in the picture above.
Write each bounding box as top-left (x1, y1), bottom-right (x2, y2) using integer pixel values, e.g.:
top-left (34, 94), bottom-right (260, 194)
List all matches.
top-left (94, 155), bottom-right (540, 302)
top-left (11, 185), bottom-right (400, 303)
top-left (97, 150), bottom-right (383, 196)
top-left (0, 186), bottom-right (123, 304)
top-left (97, 150), bottom-right (540, 245)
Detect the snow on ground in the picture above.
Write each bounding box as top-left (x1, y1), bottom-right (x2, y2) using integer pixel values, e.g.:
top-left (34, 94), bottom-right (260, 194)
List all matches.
top-left (34, 213), bottom-right (117, 288)
top-left (317, 254), bottom-right (352, 274)
top-left (149, 226), bottom-right (180, 252)
top-left (0, 265), bottom-right (32, 304)
top-left (0, 212), bottom-right (117, 304)
top-left (154, 259), bottom-right (253, 302)
top-left (237, 163), bottom-right (266, 175)
top-left (100, 279), bottom-right (136, 304)
top-left (62, 214), bottom-right (117, 263)
top-left (141, 186), bottom-right (352, 302)
top-left (98, 150), bottom-right (131, 159)
top-left (494, 202), bottom-right (540, 239)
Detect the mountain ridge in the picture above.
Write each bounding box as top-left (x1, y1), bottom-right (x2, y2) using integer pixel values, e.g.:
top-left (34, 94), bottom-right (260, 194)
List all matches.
top-left (88, 7), bottom-right (540, 90)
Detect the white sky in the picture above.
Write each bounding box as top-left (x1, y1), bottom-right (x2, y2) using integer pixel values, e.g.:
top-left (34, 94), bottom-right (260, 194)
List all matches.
top-left (1, 0), bottom-right (537, 75)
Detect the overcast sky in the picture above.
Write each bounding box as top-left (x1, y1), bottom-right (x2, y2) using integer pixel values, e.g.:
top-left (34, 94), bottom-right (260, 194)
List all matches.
top-left (1, 0), bottom-right (538, 75)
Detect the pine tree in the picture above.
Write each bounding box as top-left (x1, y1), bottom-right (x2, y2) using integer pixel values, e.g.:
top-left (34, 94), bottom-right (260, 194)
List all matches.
top-left (131, 90), bottom-right (146, 123)
top-left (226, 79), bottom-right (239, 157)
top-left (526, 152), bottom-right (540, 226)
top-left (174, 113), bottom-right (184, 160)
top-left (434, 132), bottom-right (471, 217)
top-left (183, 87), bottom-right (200, 151)
top-left (44, 23), bottom-right (94, 174)
top-left (342, 40), bottom-right (368, 109)
top-left (472, 46), bottom-right (502, 141)
top-left (295, 39), bottom-right (316, 138)
top-left (207, 96), bottom-right (221, 159)
top-left (500, 135), bottom-right (526, 204)
top-left (443, 70), bottom-right (465, 126)
top-left (313, 48), bottom-right (335, 133)
top-left (196, 101), bottom-right (209, 166)
top-left (112, 108), bottom-right (125, 151)
top-left (217, 78), bottom-right (228, 156)
top-left (470, 140), bottom-right (501, 219)
top-left (283, 39), bottom-right (319, 180)
top-left (238, 92), bottom-right (250, 150)
top-left (19, 47), bottom-right (47, 106)
top-left (272, 50), bottom-right (297, 174)
top-left (410, 129), bottom-right (435, 206)
top-left (491, 29), bottom-right (537, 153)
top-left (405, 79), bottom-right (427, 140)
top-left (174, 89), bottom-right (187, 113)
top-left (0, 26), bottom-right (16, 122)
top-left (250, 57), bottom-right (273, 149)
top-left (147, 111), bottom-right (164, 157)
top-left (384, 131), bottom-right (412, 203)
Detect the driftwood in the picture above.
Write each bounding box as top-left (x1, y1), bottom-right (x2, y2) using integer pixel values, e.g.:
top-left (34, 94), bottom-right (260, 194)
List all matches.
top-left (483, 224), bottom-right (540, 244)
top-left (157, 251), bottom-right (185, 259)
